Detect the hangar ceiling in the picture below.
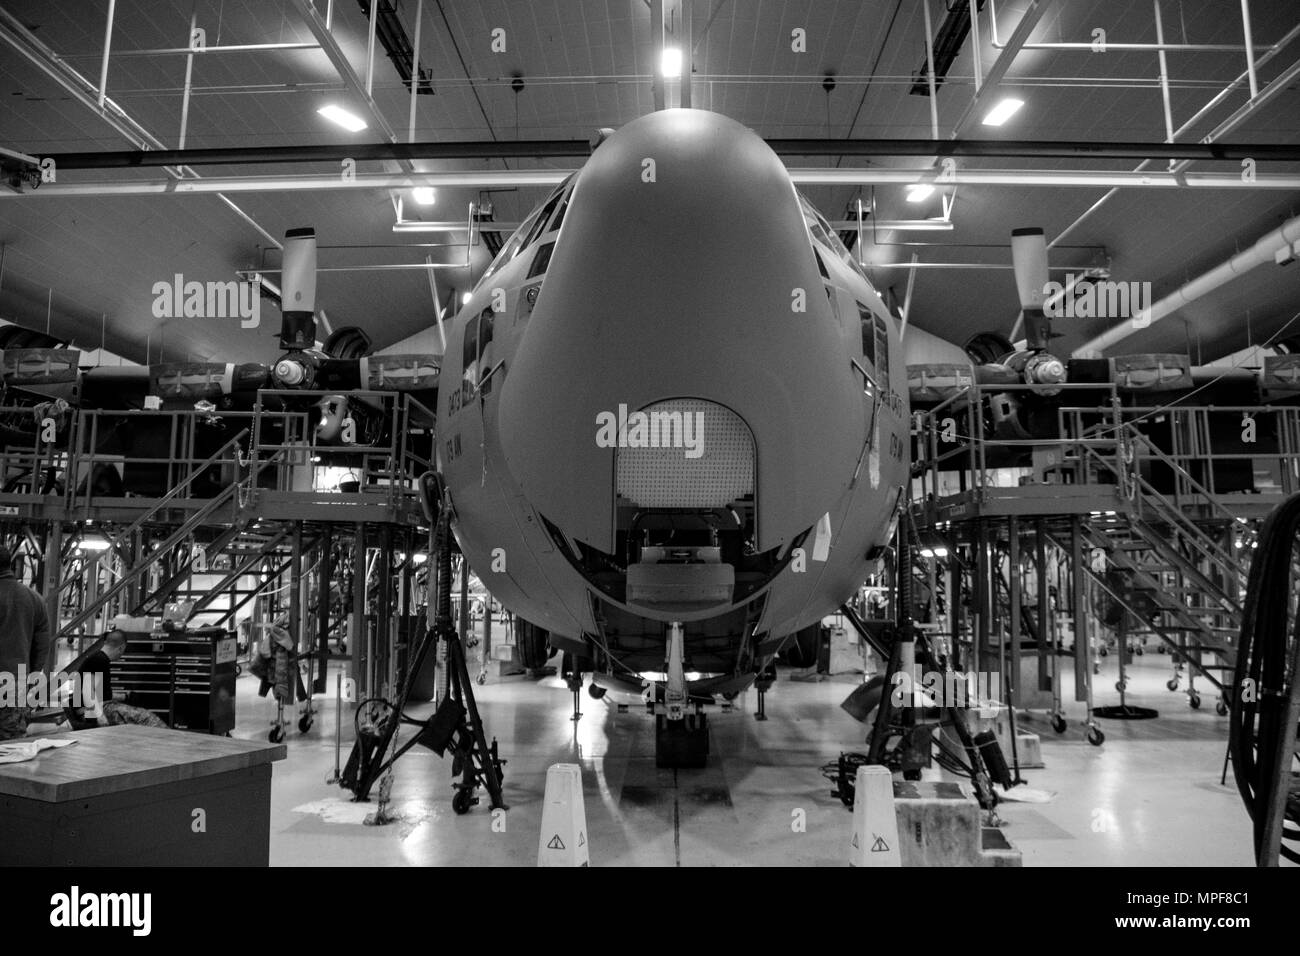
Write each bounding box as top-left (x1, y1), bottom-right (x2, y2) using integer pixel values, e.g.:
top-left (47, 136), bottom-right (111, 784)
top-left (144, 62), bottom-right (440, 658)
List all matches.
top-left (0, 0), bottom-right (1297, 364)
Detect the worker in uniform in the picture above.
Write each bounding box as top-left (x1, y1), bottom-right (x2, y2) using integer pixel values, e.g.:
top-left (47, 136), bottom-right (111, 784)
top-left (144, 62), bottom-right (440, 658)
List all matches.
top-left (0, 544), bottom-right (52, 740)
top-left (80, 630), bottom-right (166, 727)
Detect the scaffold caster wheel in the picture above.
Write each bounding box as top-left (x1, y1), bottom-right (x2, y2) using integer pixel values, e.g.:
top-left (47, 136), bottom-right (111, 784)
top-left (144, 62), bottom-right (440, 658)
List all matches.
top-left (452, 788), bottom-right (473, 815)
top-left (297, 714), bottom-right (313, 733)
top-left (1099, 646), bottom-right (1108, 657)
top-left (269, 726), bottom-right (285, 744)
top-left (476, 672), bottom-right (486, 686)
top-left (1216, 699), bottom-right (1228, 716)
top-left (1136, 646), bottom-right (1144, 656)
top-left (1050, 713), bottom-right (1067, 734)
top-left (1115, 680), bottom-right (1127, 692)
top-left (1166, 678), bottom-right (1179, 691)
top-left (1086, 726), bottom-right (1105, 746)
top-left (588, 683), bottom-right (607, 699)
top-left (1189, 692), bottom-right (1201, 710)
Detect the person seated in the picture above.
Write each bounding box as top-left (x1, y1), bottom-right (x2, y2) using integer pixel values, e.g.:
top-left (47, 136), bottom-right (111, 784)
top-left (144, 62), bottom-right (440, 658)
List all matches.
top-left (80, 631), bottom-right (165, 728)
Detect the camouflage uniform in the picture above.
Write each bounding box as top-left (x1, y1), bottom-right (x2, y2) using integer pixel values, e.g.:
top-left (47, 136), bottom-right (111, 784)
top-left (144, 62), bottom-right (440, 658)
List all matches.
top-left (101, 701), bottom-right (166, 728)
top-left (0, 706), bottom-right (28, 741)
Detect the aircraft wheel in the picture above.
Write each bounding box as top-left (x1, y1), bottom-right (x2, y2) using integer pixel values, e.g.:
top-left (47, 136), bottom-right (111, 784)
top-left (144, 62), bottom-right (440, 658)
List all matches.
top-left (514, 619), bottom-right (551, 670)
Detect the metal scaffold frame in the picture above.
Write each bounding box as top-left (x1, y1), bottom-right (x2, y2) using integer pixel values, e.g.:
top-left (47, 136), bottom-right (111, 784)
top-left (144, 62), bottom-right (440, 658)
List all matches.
top-left (907, 382), bottom-right (1290, 741)
top-left (0, 390), bottom-right (439, 739)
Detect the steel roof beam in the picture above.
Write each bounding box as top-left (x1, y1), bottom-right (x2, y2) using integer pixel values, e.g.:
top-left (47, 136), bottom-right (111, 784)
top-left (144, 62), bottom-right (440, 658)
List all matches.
top-left (7, 168), bottom-right (1300, 199)
top-left (34, 139), bottom-right (1300, 170)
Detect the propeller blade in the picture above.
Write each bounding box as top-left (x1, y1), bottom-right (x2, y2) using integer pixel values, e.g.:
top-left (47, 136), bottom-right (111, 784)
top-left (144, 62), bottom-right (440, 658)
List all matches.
top-left (1011, 227), bottom-right (1051, 350)
top-left (280, 227), bottom-right (317, 350)
top-left (1011, 227), bottom-right (1049, 311)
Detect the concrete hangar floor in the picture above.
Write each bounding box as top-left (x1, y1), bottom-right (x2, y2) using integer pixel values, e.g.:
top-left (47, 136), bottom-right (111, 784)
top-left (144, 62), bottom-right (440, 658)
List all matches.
top-left (253, 652), bottom-right (1250, 867)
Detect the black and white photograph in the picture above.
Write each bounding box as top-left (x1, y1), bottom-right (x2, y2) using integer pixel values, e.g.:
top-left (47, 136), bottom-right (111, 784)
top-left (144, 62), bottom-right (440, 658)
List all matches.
top-left (0, 0), bottom-right (1296, 919)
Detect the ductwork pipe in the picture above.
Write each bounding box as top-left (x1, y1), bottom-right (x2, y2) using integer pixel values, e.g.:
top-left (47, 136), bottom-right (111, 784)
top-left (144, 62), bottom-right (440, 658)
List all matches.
top-left (1073, 212), bottom-right (1300, 356)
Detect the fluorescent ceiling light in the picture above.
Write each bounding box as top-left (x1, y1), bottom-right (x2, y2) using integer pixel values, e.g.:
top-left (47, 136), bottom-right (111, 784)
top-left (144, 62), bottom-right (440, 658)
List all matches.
top-left (461, 292), bottom-right (472, 304)
top-left (905, 183), bottom-right (934, 203)
top-left (661, 47), bottom-right (682, 77)
top-left (981, 97), bottom-right (1024, 127)
top-left (412, 187), bottom-right (436, 205)
top-left (317, 104), bottom-right (368, 132)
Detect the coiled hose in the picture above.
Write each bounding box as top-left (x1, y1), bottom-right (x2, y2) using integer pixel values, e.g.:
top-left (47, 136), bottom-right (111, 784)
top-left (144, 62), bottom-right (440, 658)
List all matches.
top-left (1230, 492), bottom-right (1300, 865)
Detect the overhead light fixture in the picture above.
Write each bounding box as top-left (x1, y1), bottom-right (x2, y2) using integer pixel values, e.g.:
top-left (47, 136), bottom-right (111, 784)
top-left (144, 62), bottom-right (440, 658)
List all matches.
top-left (461, 292), bottom-right (472, 304)
top-left (412, 187), bottom-right (436, 205)
top-left (905, 184), bottom-right (935, 204)
top-left (918, 533), bottom-right (949, 559)
top-left (78, 534), bottom-right (112, 552)
top-left (317, 104), bottom-right (368, 132)
top-left (661, 47), bottom-right (682, 77)
top-left (981, 97), bottom-right (1024, 127)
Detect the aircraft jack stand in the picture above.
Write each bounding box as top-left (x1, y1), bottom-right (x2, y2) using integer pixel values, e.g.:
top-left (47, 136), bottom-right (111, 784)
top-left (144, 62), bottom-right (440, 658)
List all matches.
top-left (754, 665), bottom-right (776, 721)
top-left (340, 513), bottom-right (507, 816)
top-left (562, 653), bottom-right (583, 722)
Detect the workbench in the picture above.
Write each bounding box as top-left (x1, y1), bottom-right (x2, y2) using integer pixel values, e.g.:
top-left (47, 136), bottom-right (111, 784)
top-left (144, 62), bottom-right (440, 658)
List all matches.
top-left (0, 725), bottom-right (285, 866)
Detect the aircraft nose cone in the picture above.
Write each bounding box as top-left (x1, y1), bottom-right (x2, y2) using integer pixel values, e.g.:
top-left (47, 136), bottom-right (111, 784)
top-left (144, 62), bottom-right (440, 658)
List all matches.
top-left (498, 110), bottom-right (868, 554)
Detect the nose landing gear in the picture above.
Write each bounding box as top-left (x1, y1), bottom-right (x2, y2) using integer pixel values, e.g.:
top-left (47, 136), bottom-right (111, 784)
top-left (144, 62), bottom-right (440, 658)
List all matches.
top-left (653, 622), bottom-right (710, 768)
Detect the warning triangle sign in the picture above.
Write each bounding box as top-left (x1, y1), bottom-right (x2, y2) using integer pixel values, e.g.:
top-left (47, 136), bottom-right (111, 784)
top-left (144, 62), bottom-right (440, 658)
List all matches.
top-left (578, 831), bottom-right (586, 847)
top-left (547, 834), bottom-right (565, 850)
top-left (851, 833), bottom-right (860, 849)
top-left (870, 834), bottom-right (890, 853)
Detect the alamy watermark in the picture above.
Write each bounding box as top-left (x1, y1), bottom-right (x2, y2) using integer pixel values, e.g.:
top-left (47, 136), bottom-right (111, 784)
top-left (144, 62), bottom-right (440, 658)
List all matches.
top-left (595, 404), bottom-right (705, 459)
top-left (1042, 274), bottom-right (1151, 322)
top-left (0, 666), bottom-right (104, 710)
top-left (49, 886), bottom-right (151, 936)
top-left (151, 273), bottom-right (260, 328)
top-left (889, 666), bottom-right (1001, 710)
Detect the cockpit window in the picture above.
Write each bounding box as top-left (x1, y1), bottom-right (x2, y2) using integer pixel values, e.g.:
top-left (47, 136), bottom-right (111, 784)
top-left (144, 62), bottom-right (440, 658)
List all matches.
top-left (858, 302), bottom-right (890, 396)
top-left (522, 189), bottom-right (564, 250)
top-left (480, 210), bottom-right (538, 283)
top-left (527, 242), bottom-right (555, 280)
top-left (477, 175), bottom-right (575, 285)
top-left (799, 192), bottom-right (870, 283)
top-left (548, 188), bottom-right (571, 233)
